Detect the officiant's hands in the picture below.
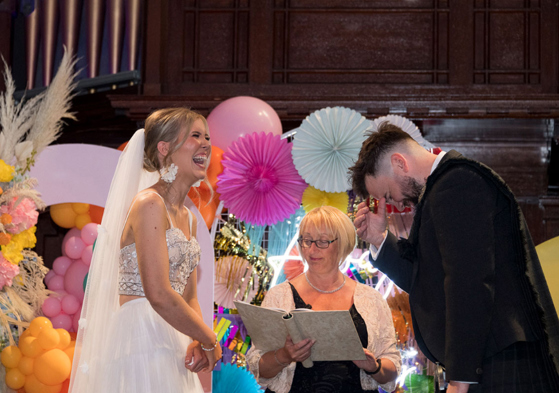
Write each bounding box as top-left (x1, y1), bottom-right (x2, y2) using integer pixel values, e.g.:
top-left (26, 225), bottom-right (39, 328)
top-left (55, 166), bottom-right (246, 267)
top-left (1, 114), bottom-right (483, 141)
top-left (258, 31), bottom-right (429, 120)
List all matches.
top-left (353, 348), bottom-right (379, 373)
top-left (283, 335), bottom-right (315, 363)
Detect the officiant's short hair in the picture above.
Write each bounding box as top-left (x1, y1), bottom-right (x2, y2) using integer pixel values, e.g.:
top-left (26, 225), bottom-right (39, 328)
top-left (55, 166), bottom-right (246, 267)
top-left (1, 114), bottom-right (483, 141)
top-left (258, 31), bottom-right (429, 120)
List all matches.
top-left (298, 206), bottom-right (357, 266)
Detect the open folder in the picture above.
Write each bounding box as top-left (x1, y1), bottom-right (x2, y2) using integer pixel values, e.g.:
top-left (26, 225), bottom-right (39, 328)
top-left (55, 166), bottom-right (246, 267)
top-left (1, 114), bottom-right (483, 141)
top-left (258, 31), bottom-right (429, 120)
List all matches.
top-left (234, 301), bottom-right (366, 368)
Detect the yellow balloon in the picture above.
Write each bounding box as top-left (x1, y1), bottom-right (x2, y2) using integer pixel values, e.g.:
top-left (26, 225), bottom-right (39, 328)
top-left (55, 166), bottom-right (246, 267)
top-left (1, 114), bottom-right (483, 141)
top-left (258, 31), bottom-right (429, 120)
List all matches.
top-left (19, 337), bottom-right (44, 358)
top-left (34, 349), bottom-right (72, 386)
top-left (50, 204), bottom-right (78, 229)
top-left (75, 213), bottom-right (92, 229)
top-left (5, 368), bottom-right (26, 389)
top-left (71, 203), bottom-right (89, 214)
top-left (24, 374), bottom-right (62, 393)
top-left (29, 317), bottom-right (53, 337)
top-left (536, 236), bottom-right (559, 315)
top-left (55, 329), bottom-right (71, 350)
top-left (1, 345), bottom-right (22, 368)
top-left (37, 328), bottom-right (61, 350)
top-left (18, 356), bottom-right (34, 376)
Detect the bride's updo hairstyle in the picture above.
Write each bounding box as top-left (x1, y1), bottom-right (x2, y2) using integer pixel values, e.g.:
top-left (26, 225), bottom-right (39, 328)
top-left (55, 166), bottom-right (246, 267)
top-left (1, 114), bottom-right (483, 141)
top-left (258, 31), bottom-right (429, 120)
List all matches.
top-left (143, 107), bottom-right (209, 172)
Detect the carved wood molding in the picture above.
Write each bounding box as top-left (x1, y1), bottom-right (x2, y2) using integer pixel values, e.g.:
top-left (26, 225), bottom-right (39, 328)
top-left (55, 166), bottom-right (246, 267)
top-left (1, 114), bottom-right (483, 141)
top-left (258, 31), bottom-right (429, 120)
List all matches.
top-left (109, 94), bottom-right (559, 121)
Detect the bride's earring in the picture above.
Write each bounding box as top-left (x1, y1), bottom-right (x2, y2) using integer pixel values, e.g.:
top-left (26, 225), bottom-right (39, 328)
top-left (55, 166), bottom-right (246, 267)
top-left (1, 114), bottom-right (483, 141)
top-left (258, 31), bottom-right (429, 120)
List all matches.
top-left (159, 163), bottom-right (178, 183)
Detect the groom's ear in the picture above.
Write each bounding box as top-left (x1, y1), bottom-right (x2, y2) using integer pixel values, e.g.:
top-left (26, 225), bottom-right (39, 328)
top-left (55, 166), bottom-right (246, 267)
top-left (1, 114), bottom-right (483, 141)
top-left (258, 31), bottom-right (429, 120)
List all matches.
top-left (390, 153), bottom-right (409, 174)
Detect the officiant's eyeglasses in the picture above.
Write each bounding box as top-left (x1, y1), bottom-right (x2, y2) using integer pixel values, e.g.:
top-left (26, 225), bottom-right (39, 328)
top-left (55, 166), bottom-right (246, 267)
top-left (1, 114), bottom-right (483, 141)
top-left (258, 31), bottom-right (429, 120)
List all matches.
top-left (298, 237), bottom-right (338, 249)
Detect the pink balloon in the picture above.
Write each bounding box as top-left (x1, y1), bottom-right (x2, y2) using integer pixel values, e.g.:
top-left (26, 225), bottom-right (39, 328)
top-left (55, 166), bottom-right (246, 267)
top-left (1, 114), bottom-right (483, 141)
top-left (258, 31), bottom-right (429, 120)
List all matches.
top-left (61, 294), bottom-right (80, 315)
top-left (63, 261), bottom-right (89, 301)
top-left (65, 236), bottom-right (86, 259)
top-left (62, 227), bottom-right (81, 255)
top-left (51, 313), bottom-right (72, 330)
top-left (54, 289), bottom-right (68, 297)
top-left (53, 256), bottom-right (73, 276)
top-left (81, 245), bottom-right (93, 266)
top-left (72, 306), bottom-right (82, 332)
top-left (42, 297), bottom-right (62, 317)
top-left (207, 96), bottom-right (282, 151)
top-left (81, 223), bottom-right (98, 245)
top-left (44, 270), bottom-right (56, 286)
top-left (47, 275), bottom-right (64, 291)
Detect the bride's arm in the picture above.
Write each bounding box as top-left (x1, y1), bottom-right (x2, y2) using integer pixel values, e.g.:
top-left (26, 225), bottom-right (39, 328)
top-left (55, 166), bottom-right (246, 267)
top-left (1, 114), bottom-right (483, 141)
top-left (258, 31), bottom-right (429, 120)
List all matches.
top-left (131, 194), bottom-right (217, 350)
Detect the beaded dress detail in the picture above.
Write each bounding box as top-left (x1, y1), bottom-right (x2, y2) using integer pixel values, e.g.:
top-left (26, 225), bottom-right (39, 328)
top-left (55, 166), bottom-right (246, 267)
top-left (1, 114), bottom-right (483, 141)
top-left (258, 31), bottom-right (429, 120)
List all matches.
top-left (118, 192), bottom-right (200, 296)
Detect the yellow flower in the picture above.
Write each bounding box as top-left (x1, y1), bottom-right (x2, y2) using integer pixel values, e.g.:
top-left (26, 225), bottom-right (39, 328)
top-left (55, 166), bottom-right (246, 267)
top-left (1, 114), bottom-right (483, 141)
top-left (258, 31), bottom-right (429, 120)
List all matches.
top-left (12, 226), bottom-right (37, 249)
top-left (1, 240), bottom-right (24, 265)
top-left (0, 159), bottom-right (15, 182)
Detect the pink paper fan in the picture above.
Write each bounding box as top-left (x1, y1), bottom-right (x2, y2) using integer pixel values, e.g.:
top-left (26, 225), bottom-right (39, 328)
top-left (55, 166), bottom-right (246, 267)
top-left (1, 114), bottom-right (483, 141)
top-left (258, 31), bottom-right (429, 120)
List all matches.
top-left (217, 132), bottom-right (307, 226)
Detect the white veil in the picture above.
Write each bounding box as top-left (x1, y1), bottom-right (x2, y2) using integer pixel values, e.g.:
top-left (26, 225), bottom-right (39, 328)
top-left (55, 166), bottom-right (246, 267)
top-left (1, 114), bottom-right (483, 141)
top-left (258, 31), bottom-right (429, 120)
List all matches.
top-left (69, 129), bottom-right (159, 393)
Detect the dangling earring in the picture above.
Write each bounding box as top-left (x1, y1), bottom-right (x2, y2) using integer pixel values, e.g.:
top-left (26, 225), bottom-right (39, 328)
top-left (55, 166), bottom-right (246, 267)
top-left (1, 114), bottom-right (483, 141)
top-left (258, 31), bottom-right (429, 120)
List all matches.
top-left (159, 163), bottom-right (178, 183)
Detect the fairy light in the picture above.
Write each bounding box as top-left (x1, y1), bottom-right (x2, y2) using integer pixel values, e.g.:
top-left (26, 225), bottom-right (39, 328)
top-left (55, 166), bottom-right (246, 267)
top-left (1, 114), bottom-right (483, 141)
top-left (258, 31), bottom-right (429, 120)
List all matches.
top-left (396, 365), bottom-right (417, 387)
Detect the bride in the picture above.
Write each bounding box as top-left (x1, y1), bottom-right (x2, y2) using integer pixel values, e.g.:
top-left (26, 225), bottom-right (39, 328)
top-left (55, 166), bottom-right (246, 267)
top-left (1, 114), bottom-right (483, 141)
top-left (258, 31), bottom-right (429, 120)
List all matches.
top-left (69, 108), bottom-right (222, 393)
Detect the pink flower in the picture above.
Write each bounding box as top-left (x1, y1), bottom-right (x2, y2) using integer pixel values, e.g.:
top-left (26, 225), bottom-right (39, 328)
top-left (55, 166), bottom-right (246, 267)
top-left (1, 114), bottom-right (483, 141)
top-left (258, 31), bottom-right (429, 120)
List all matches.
top-left (0, 197), bottom-right (38, 234)
top-left (0, 253), bottom-right (20, 290)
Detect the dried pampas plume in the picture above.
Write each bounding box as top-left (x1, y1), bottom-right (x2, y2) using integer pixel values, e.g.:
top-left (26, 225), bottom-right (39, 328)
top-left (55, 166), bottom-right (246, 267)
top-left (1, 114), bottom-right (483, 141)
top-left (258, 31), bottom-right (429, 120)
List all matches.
top-left (0, 48), bottom-right (77, 170)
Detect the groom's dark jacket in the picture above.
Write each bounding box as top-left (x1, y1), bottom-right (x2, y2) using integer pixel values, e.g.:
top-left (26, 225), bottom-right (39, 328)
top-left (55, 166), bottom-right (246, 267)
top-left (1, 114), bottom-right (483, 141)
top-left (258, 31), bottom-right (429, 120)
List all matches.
top-left (372, 150), bottom-right (559, 382)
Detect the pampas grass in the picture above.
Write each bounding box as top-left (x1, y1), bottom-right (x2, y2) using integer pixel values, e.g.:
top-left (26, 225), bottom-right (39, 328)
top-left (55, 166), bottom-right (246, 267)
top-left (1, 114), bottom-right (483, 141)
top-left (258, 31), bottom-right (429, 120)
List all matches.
top-left (0, 48), bottom-right (77, 168)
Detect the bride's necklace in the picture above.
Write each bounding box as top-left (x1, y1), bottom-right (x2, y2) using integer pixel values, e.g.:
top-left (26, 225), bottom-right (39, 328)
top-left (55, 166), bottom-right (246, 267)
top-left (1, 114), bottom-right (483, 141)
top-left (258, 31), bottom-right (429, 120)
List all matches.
top-left (305, 272), bottom-right (346, 294)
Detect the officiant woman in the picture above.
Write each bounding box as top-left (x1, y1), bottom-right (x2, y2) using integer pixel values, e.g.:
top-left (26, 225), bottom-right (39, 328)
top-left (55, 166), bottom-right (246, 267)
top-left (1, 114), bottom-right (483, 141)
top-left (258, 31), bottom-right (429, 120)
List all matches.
top-left (247, 206), bottom-right (401, 393)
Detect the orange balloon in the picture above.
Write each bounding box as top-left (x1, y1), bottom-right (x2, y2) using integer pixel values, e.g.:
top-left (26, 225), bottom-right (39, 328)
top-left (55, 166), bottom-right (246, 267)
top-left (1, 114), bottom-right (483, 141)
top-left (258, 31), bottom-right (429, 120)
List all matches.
top-left (37, 329), bottom-right (61, 350)
top-left (197, 200), bottom-right (221, 229)
top-left (19, 337), bottom-right (44, 358)
top-left (206, 146), bottom-right (224, 188)
top-left (50, 204), bottom-right (78, 229)
top-left (34, 349), bottom-right (72, 386)
top-left (68, 332), bottom-right (77, 341)
top-left (75, 213), bottom-right (92, 229)
top-left (71, 203), bottom-right (89, 215)
top-left (29, 317), bottom-right (53, 337)
top-left (24, 374), bottom-right (62, 393)
top-left (63, 346), bottom-right (75, 365)
top-left (1, 345), bottom-right (22, 368)
top-left (19, 328), bottom-right (32, 341)
top-left (89, 205), bottom-right (104, 224)
top-left (5, 368), bottom-right (26, 389)
top-left (18, 356), bottom-right (34, 375)
top-left (60, 379), bottom-right (70, 393)
top-left (55, 329), bottom-right (71, 350)
top-left (117, 141), bottom-right (128, 151)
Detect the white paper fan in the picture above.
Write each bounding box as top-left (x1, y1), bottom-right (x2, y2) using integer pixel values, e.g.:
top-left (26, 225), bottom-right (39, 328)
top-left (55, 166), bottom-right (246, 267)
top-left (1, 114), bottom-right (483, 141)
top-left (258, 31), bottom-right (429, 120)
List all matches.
top-left (214, 256), bottom-right (260, 309)
top-left (370, 114), bottom-right (435, 149)
top-left (292, 106), bottom-right (369, 193)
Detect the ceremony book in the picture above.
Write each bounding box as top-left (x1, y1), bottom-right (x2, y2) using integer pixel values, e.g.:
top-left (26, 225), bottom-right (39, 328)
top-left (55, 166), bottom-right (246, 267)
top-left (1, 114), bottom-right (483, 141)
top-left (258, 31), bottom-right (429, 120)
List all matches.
top-left (234, 301), bottom-right (366, 368)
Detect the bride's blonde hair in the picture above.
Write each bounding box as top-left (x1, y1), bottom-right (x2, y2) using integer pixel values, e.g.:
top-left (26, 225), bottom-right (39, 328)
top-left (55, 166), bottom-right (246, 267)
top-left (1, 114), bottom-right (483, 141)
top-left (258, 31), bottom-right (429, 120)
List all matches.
top-left (143, 107), bottom-right (210, 172)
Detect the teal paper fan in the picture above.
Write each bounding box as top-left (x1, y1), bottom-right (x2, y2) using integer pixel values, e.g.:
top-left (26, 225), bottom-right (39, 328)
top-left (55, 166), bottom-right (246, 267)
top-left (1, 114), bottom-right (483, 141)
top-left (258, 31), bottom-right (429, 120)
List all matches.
top-left (291, 106), bottom-right (369, 193)
top-left (212, 363), bottom-right (264, 393)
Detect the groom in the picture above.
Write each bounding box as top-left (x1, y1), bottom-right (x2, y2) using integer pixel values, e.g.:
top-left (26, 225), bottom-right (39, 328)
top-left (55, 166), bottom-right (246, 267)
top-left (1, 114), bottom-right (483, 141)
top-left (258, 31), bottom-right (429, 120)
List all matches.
top-left (349, 122), bottom-right (559, 393)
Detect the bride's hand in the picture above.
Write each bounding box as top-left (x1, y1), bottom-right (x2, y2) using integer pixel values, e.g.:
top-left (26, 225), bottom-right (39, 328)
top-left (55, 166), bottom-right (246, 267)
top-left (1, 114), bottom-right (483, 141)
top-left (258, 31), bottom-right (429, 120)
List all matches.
top-left (185, 341), bottom-right (209, 373)
top-left (202, 342), bottom-right (223, 372)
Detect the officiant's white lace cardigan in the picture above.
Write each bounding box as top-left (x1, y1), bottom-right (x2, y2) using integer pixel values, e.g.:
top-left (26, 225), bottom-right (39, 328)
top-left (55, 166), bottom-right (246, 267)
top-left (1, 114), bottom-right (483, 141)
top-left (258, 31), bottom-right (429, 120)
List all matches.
top-left (246, 281), bottom-right (402, 393)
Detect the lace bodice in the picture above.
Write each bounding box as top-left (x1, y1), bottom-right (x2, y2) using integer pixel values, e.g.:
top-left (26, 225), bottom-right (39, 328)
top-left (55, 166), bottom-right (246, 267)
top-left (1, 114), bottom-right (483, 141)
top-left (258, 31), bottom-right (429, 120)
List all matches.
top-left (118, 227), bottom-right (200, 296)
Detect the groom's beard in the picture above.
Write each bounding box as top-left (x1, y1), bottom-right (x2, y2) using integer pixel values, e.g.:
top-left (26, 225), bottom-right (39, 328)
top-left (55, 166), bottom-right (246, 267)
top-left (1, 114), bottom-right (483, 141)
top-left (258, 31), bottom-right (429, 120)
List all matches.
top-left (399, 176), bottom-right (424, 207)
